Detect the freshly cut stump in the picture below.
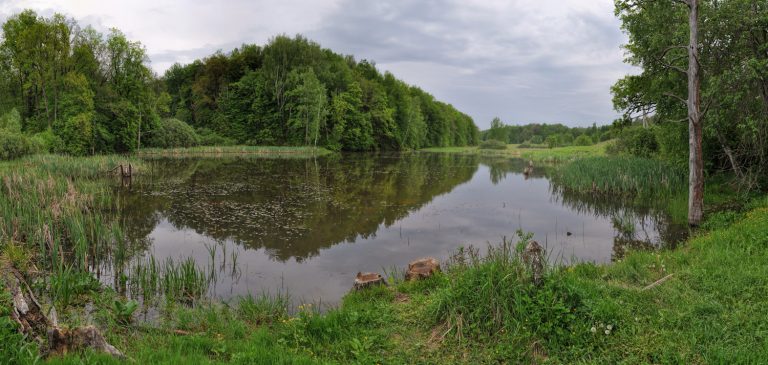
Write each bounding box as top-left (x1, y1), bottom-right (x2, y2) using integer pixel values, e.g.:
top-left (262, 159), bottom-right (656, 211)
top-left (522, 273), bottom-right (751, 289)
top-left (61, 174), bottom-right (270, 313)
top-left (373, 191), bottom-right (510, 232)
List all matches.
top-left (405, 257), bottom-right (441, 281)
top-left (353, 272), bottom-right (387, 291)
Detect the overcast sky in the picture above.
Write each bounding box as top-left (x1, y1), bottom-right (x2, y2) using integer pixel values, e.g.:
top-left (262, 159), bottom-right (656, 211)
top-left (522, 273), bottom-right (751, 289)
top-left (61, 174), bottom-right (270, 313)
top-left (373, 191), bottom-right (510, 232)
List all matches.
top-left (0, 0), bottom-right (636, 128)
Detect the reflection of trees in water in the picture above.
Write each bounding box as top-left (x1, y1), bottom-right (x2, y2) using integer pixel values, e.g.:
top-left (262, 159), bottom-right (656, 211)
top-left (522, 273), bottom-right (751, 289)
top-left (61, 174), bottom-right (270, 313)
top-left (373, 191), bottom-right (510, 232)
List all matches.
top-left (550, 183), bottom-right (688, 256)
top-left (479, 156), bottom-right (556, 184)
top-left (118, 154), bottom-right (480, 262)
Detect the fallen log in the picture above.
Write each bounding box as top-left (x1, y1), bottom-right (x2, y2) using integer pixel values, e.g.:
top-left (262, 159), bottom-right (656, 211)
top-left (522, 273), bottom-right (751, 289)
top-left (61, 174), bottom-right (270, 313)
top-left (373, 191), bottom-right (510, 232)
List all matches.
top-left (1, 259), bottom-right (124, 359)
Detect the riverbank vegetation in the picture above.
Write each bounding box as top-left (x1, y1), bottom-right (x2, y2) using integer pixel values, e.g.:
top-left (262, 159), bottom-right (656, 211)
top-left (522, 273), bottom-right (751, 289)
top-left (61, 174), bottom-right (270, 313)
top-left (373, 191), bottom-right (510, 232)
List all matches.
top-left (3, 195), bottom-right (767, 364)
top-left (0, 10), bottom-right (478, 162)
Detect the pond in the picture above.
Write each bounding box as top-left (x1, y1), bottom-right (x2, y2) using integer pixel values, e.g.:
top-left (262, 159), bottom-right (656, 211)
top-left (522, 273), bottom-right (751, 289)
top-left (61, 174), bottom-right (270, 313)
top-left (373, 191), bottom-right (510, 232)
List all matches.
top-left (108, 153), bottom-right (685, 307)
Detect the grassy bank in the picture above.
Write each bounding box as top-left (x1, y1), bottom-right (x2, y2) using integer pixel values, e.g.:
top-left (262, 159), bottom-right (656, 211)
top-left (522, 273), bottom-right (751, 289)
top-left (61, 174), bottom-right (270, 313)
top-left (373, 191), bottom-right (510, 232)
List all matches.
top-left (4, 197), bottom-right (767, 363)
top-left (135, 145), bottom-right (332, 157)
top-left (422, 141), bottom-right (609, 162)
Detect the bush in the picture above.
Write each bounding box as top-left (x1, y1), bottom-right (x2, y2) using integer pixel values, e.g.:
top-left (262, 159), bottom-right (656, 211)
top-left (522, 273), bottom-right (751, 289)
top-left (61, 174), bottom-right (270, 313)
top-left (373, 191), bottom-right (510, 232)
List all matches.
top-left (655, 122), bottom-right (687, 168)
top-left (615, 126), bottom-right (659, 158)
top-left (30, 128), bottom-right (65, 153)
top-left (479, 139), bottom-right (507, 150)
top-left (0, 109), bottom-right (22, 132)
top-left (0, 130), bottom-right (37, 160)
top-left (574, 134), bottom-right (593, 146)
top-left (198, 128), bottom-right (236, 146)
top-left (148, 118), bottom-right (200, 148)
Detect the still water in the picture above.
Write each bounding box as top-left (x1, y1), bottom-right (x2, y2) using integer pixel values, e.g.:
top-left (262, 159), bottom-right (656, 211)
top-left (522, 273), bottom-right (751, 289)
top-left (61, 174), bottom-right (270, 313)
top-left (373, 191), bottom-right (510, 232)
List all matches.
top-left (114, 153), bottom-right (683, 306)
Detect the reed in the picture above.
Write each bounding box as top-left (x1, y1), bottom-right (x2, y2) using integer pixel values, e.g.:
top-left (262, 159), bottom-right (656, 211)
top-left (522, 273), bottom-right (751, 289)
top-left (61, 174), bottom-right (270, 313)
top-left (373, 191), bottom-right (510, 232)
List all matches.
top-left (0, 154), bottom-right (146, 305)
top-left (551, 156), bottom-right (685, 199)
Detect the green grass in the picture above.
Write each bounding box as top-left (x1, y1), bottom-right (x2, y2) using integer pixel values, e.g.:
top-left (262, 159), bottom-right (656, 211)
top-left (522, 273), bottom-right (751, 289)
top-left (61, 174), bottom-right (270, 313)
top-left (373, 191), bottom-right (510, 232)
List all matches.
top-left (422, 141), bottom-right (609, 162)
top-left (135, 145), bottom-right (332, 157)
top-left (551, 156), bottom-right (686, 198)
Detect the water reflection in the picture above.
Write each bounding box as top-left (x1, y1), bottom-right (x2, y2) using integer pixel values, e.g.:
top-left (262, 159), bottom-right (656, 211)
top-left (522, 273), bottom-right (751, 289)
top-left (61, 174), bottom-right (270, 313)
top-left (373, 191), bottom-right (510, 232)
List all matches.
top-left (112, 153), bottom-right (685, 305)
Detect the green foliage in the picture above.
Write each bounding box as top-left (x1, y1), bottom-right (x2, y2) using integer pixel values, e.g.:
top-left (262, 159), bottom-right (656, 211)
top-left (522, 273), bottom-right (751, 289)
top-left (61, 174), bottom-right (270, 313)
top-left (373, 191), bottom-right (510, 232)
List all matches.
top-left (197, 128), bottom-right (236, 146)
top-left (478, 139), bottom-right (507, 150)
top-left (29, 128), bottom-right (64, 153)
top-left (0, 290), bottom-right (40, 364)
top-left (112, 298), bottom-right (139, 325)
top-left (0, 109), bottom-right (21, 132)
top-left (430, 235), bottom-right (589, 358)
top-left (612, 126), bottom-right (659, 158)
top-left (0, 129), bottom-right (37, 160)
top-left (613, 0), bottom-right (768, 182)
top-left (148, 118), bottom-right (200, 148)
top-left (552, 156), bottom-right (686, 198)
top-left (573, 134), bottom-right (593, 146)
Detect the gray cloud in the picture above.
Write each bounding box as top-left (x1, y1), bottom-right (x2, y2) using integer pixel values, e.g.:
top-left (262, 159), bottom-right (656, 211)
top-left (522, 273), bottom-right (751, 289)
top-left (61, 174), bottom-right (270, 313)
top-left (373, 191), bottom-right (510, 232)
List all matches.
top-left (0, 0), bottom-right (635, 128)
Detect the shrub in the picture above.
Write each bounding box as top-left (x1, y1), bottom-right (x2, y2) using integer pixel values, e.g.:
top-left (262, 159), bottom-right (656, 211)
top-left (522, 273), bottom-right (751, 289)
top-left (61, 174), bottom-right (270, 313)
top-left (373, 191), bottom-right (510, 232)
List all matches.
top-left (30, 128), bottom-right (65, 153)
top-left (574, 134), bottom-right (593, 146)
top-left (479, 139), bottom-right (507, 150)
top-left (0, 130), bottom-right (36, 160)
top-left (148, 118), bottom-right (200, 148)
top-left (198, 128), bottom-right (236, 146)
top-left (655, 122), bottom-right (687, 168)
top-left (615, 126), bottom-right (659, 158)
top-left (0, 109), bottom-right (22, 132)
top-left (545, 135), bottom-right (560, 148)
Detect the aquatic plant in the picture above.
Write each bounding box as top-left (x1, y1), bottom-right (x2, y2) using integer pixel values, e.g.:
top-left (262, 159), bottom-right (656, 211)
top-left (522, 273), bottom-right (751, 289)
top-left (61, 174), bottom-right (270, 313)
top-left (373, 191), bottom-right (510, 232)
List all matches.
top-left (551, 156), bottom-right (685, 199)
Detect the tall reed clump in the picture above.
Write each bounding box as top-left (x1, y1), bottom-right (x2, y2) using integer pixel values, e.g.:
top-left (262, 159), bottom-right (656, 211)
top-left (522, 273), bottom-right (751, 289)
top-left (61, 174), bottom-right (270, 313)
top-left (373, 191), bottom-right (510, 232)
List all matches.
top-left (551, 156), bottom-right (685, 199)
top-left (0, 154), bottom-right (146, 306)
top-left (429, 232), bottom-right (591, 356)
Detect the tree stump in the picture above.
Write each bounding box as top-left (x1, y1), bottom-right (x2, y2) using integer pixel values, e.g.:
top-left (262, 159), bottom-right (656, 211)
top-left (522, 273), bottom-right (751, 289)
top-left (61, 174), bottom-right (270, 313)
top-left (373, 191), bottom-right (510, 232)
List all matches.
top-left (522, 241), bottom-right (544, 287)
top-left (353, 272), bottom-right (387, 291)
top-left (48, 326), bottom-right (124, 359)
top-left (405, 257), bottom-right (441, 281)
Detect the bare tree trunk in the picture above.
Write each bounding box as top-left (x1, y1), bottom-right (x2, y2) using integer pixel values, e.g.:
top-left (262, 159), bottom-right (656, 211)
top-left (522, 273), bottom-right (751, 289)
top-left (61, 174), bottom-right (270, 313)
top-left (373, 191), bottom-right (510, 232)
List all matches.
top-left (687, 0), bottom-right (704, 226)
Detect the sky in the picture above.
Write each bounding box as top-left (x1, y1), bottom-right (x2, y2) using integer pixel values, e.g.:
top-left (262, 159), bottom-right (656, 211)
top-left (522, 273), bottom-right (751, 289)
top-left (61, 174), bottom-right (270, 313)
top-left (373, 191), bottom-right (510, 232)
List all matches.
top-left (0, 0), bottom-right (636, 129)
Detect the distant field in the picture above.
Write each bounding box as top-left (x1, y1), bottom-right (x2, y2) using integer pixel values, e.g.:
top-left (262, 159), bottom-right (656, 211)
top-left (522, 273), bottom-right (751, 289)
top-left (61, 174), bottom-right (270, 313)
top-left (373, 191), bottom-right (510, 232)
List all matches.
top-left (421, 141), bottom-right (610, 162)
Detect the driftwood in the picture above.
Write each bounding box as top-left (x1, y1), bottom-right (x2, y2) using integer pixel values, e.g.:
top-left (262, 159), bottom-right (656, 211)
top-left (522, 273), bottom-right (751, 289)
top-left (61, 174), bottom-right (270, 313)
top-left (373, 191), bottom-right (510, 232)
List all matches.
top-left (522, 241), bottom-right (544, 287)
top-left (405, 257), bottom-right (441, 281)
top-left (107, 163), bottom-right (134, 178)
top-left (353, 272), bottom-right (387, 291)
top-left (3, 259), bottom-right (50, 340)
top-left (642, 274), bottom-right (674, 291)
top-left (1, 259), bottom-right (123, 359)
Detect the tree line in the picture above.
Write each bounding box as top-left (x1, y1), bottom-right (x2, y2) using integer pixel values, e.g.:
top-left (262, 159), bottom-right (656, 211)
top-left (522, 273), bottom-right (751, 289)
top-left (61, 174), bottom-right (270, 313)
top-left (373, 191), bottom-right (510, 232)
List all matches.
top-left (482, 117), bottom-right (612, 148)
top-left (0, 10), bottom-right (479, 158)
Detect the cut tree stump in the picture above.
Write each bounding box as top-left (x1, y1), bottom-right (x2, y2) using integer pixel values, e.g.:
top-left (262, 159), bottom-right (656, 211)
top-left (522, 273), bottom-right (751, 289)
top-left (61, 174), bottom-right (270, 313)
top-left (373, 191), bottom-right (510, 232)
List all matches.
top-left (353, 272), bottom-right (387, 291)
top-left (405, 257), bottom-right (441, 281)
top-left (48, 326), bottom-right (124, 359)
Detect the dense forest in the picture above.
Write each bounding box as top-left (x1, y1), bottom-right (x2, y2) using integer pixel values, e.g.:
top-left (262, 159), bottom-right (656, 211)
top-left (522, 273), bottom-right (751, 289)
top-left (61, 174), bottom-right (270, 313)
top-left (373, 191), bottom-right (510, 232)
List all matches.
top-left (0, 10), bottom-right (479, 158)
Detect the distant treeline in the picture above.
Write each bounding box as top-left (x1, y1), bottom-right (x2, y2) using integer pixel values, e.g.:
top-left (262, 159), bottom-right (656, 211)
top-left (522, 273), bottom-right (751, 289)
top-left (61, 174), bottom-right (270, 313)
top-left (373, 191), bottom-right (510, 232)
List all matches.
top-left (0, 10), bottom-right (478, 159)
top-left (481, 117), bottom-right (612, 147)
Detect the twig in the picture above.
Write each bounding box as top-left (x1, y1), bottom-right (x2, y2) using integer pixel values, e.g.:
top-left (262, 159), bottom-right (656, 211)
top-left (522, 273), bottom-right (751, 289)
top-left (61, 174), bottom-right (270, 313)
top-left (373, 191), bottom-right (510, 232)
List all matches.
top-left (642, 274), bottom-right (674, 291)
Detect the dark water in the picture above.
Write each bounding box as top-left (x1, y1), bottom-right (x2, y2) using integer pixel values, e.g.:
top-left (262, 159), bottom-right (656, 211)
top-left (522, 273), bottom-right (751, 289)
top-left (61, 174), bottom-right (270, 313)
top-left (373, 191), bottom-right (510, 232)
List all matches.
top-left (114, 153), bottom-right (684, 306)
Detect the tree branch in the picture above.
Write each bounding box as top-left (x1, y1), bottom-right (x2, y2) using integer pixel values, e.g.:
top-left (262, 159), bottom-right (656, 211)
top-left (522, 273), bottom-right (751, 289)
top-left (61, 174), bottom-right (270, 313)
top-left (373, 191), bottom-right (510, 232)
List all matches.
top-left (663, 92), bottom-right (688, 106)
